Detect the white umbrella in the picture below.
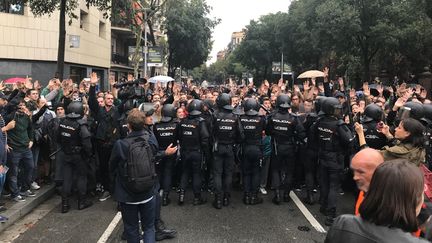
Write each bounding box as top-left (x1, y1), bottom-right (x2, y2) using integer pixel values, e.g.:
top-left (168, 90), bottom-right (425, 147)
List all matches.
top-left (148, 75), bottom-right (174, 83)
top-left (297, 70), bottom-right (325, 79)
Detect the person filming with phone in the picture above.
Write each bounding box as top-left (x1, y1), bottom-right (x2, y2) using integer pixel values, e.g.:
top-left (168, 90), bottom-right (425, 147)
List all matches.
top-left (355, 117), bottom-right (426, 166)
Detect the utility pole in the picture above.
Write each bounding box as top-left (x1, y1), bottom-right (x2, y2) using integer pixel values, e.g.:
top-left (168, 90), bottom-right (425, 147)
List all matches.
top-left (143, 9), bottom-right (148, 78)
top-left (280, 52), bottom-right (284, 80)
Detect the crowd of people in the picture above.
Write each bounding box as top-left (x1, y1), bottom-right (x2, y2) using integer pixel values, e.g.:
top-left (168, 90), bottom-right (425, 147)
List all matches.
top-left (0, 66), bottom-right (431, 242)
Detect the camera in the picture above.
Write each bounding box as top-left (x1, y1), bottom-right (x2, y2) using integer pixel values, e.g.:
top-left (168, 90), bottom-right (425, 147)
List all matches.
top-left (115, 78), bottom-right (147, 100)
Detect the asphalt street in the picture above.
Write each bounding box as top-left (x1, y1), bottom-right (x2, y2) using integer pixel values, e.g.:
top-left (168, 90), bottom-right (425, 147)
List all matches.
top-left (6, 187), bottom-right (357, 243)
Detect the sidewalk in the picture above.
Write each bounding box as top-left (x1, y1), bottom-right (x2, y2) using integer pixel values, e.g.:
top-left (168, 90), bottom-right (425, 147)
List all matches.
top-left (0, 185), bottom-right (56, 233)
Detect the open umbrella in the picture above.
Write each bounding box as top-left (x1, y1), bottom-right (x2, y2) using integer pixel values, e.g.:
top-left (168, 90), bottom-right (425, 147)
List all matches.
top-left (297, 70), bottom-right (325, 79)
top-left (148, 75), bottom-right (174, 83)
top-left (3, 77), bottom-right (26, 84)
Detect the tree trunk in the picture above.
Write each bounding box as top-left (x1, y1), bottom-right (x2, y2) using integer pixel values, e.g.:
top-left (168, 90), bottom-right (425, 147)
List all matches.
top-left (362, 52), bottom-right (371, 82)
top-left (56, 0), bottom-right (67, 80)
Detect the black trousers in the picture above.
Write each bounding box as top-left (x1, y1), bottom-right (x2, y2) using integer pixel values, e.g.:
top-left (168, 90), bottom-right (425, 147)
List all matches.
top-left (96, 141), bottom-right (113, 192)
top-left (180, 151), bottom-right (203, 194)
top-left (62, 152), bottom-right (87, 197)
top-left (271, 144), bottom-right (295, 192)
top-left (304, 148), bottom-right (318, 192)
top-left (213, 144), bottom-right (234, 195)
top-left (241, 145), bottom-right (261, 193)
top-left (157, 155), bottom-right (175, 193)
top-left (318, 164), bottom-right (341, 211)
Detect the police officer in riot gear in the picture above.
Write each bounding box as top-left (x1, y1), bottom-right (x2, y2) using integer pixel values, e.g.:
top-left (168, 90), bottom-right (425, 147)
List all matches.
top-left (310, 97), bottom-right (355, 226)
top-left (153, 104), bottom-right (178, 206)
top-left (303, 96), bottom-right (327, 205)
top-left (178, 99), bottom-right (210, 205)
top-left (58, 101), bottom-right (93, 213)
top-left (266, 94), bottom-right (306, 205)
top-left (401, 101), bottom-right (425, 121)
top-left (360, 104), bottom-right (387, 150)
top-left (239, 98), bottom-right (265, 205)
top-left (212, 93), bottom-right (244, 209)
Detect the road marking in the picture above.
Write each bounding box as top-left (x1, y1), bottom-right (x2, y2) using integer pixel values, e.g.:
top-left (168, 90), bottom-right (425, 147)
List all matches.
top-left (289, 191), bottom-right (327, 233)
top-left (97, 211), bottom-right (122, 243)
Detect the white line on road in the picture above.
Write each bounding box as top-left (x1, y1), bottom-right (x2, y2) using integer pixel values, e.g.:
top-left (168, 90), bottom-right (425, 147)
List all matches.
top-left (289, 191), bottom-right (327, 233)
top-left (97, 211), bottom-right (122, 243)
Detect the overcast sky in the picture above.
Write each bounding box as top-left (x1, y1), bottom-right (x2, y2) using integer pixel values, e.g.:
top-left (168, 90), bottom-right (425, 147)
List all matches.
top-left (206, 0), bottom-right (291, 64)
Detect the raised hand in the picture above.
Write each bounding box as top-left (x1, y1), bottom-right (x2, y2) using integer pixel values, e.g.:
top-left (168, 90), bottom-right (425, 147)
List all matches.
top-left (90, 72), bottom-right (99, 85)
top-left (363, 82), bottom-right (370, 96)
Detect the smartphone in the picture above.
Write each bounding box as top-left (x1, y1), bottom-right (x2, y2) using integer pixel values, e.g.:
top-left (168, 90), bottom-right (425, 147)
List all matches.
top-left (376, 121), bottom-right (384, 131)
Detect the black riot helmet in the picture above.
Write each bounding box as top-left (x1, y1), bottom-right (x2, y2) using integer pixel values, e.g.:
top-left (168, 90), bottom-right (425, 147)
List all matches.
top-left (400, 101), bottom-right (424, 121)
top-left (139, 102), bottom-right (155, 117)
top-left (243, 98), bottom-right (260, 116)
top-left (321, 97), bottom-right (343, 118)
top-left (66, 101), bottom-right (84, 119)
top-left (216, 93), bottom-right (233, 110)
top-left (161, 104), bottom-right (176, 122)
top-left (421, 104), bottom-right (432, 126)
top-left (315, 96), bottom-right (327, 116)
top-left (276, 94), bottom-right (291, 109)
top-left (362, 104), bottom-right (384, 123)
top-left (187, 99), bottom-right (203, 116)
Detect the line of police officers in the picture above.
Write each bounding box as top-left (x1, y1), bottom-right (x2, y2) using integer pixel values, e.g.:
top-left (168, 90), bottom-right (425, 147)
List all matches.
top-left (58, 91), bottom-right (432, 227)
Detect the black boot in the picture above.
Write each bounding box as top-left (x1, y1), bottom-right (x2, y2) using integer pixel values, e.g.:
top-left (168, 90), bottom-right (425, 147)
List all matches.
top-left (272, 189), bottom-right (281, 205)
top-left (193, 193), bottom-right (207, 205)
top-left (304, 191), bottom-right (315, 205)
top-left (155, 219), bottom-right (177, 241)
top-left (325, 208), bottom-right (337, 226)
top-left (223, 193), bottom-right (230, 206)
top-left (243, 193), bottom-right (251, 205)
top-left (250, 193), bottom-right (263, 205)
top-left (78, 195), bottom-right (93, 210)
top-left (283, 191), bottom-right (291, 202)
top-left (213, 194), bottom-right (222, 209)
top-left (178, 190), bottom-right (185, 205)
top-left (61, 197), bottom-right (70, 213)
top-left (162, 192), bottom-right (170, 206)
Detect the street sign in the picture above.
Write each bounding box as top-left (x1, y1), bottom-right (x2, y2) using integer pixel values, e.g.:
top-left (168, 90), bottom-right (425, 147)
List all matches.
top-left (147, 46), bottom-right (163, 67)
top-left (272, 62), bottom-right (292, 74)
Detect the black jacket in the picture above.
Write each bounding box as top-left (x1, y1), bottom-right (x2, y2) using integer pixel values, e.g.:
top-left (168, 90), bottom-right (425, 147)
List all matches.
top-left (325, 215), bottom-right (428, 243)
top-left (109, 130), bottom-right (155, 203)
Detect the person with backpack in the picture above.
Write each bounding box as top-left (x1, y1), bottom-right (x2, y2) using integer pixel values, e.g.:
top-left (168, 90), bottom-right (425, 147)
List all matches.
top-left (110, 108), bottom-right (177, 243)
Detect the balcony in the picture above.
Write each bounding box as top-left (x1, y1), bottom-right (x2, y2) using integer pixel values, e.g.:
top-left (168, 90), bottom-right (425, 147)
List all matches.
top-left (111, 53), bottom-right (129, 66)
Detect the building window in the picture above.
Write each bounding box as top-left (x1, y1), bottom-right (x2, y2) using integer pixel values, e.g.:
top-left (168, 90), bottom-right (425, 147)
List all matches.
top-left (80, 10), bottom-right (89, 31)
top-left (99, 21), bottom-right (106, 39)
top-left (0, 3), bottom-right (24, 15)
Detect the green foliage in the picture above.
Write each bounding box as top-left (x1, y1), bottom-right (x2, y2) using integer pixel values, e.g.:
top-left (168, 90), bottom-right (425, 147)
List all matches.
top-left (229, 0), bottom-right (432, 84)
top-left (165, 0), bottom-right (219, 74)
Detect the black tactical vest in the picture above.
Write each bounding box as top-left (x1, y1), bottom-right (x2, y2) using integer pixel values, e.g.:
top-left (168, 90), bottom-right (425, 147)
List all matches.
top-left (179, 117), bottom-right (201, 150)
top-left (316, 117), bottom-right (340, 152)
top-left (214, 111), bottom-right (238, 144)
top-left (59, 118), bottom-right (81, 154)
top-left (270, 112), bottom-right (295, 145)
top-left (363, 121), bottom-right (387, 150)
top-left (240, 115), bottom-right (264, 145)
top-left (154, 121), bottom-right (178, 149)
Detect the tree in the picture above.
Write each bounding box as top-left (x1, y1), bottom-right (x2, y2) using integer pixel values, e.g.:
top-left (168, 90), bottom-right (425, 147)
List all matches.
top-left (25, 0), bottom-right (110, 80)
top-left (165, 0), bottom-right (218, 76)
top-left (231, 12), bottom-right (288, 81)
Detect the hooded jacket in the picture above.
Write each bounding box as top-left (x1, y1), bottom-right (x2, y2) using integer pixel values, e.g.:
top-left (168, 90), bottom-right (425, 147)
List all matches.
top-left (381, 141), bottom-right (425, 166)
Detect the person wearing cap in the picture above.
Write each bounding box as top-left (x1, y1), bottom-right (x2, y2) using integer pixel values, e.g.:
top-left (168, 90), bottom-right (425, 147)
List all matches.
top-left (212, 93), bottom-right (244, 209)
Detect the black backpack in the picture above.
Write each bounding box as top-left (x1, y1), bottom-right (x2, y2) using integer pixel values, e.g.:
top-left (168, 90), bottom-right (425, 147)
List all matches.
top-left (121, 133), bottom-right (156, 194)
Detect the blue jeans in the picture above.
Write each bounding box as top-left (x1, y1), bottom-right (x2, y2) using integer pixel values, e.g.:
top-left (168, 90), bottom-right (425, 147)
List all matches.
top-left (7, 149), bottom-right (34, 197)
top-left (121, 197), bottom-right (156, 243)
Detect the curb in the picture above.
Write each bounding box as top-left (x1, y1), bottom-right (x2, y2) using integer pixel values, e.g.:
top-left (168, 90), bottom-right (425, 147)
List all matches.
top-left (0, 184), bottom-right (56, 233)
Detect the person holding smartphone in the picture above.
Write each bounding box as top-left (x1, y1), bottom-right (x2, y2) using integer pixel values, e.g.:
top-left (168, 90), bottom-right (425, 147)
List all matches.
top-left (359, 104), bottom-right (388, 150)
